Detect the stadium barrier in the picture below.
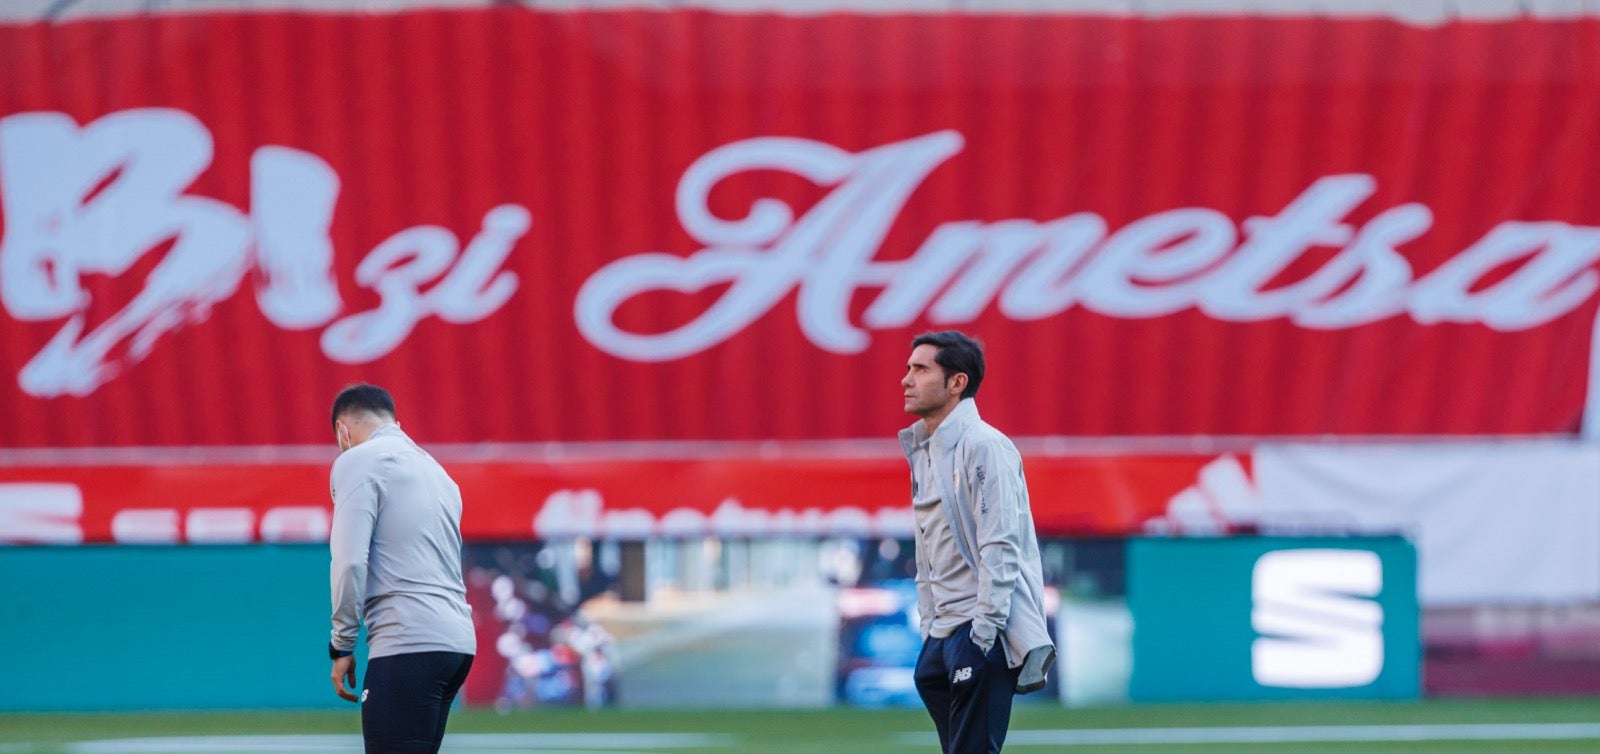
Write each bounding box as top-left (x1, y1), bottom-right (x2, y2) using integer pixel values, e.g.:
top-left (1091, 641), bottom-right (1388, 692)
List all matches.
top-left (0, 536), bottom-right (1419, 712)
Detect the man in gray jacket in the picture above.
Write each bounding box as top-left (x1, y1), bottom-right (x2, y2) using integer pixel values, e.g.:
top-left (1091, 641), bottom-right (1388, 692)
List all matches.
top-left (900, 331), bottom-right (1056, 754)
top-left (327, 384), bottom-right (476, 753)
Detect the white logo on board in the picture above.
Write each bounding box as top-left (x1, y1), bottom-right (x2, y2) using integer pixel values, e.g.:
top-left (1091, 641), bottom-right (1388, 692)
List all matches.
top-left (1251, 549), bottom-right (1384, 688)
top-left (0, 483), bottom-right (84, 543)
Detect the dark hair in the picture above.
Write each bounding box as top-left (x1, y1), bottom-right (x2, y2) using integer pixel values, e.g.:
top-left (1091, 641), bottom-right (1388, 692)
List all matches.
top-left (911, 330), bottom-right (985, 400)
top-left (330, 383), bottom-right (396, 429)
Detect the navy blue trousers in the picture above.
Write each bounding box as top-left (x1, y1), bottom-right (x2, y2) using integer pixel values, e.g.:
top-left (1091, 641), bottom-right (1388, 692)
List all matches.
top-left (361, 651), bottom-right (474, 754)
top-left (914, 622), bottom-right (1017, 754)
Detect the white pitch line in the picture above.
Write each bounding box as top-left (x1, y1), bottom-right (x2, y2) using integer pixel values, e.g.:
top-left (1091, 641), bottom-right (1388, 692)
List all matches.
top-left (444, 733), bottom-right (736, 749)
top-left (66, 737), bottom-right (354, 754)
top-left (66, 732), bottom-right (735, 753)
top-left (897, 723), bottom-right (1600, 747)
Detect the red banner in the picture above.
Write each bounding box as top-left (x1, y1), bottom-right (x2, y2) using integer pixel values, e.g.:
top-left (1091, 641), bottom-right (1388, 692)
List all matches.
top-left (3, 10), bottom-right (1600, 447)
top-left (0, 452), bottom-right (1226, 542)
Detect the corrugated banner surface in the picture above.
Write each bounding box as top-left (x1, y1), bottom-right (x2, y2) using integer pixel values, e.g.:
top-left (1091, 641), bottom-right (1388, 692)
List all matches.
top-left (6, 443), bottom-right (1595, 606)
top-left (0, 452), bottom-right (1223, 541)
top-left (4, 10), bottom-right (1600, 447)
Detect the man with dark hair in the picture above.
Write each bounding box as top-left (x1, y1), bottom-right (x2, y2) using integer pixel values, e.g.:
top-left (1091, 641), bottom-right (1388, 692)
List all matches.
top-left (911, 330), bottom-right (986, 400)
top-left (900, 331), bottom-right (1056, 754)
top-left (327, 383), bottom-right (476, 754)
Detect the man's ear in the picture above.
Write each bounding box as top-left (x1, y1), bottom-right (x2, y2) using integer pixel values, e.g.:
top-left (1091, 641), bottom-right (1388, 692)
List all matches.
top-left (948, 372), bottom-right (968, 396)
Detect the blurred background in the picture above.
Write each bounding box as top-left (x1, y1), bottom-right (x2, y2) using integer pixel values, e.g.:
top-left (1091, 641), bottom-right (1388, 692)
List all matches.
top-left (2, 0), bottom-right (1599, 750)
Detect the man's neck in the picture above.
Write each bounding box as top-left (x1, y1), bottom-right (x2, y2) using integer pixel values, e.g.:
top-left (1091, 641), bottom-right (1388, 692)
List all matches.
top-left (920, 400), bottom-right (960, 437)
top-left (350, 420), bottom-right (396, 448)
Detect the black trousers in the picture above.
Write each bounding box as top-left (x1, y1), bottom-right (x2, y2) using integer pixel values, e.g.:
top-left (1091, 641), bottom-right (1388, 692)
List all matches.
top-left (914, 622), bottom-right (1017, 754)
top-left (361, 651), bottom-right (474, 754)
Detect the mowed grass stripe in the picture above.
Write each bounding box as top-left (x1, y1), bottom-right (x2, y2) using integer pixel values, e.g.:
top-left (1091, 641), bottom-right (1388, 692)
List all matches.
top-left (894, 722), bottom-right (1600, 746)
top-left (61, 732), bottom-right (734, 753)
top-left (2, 699), bottom-right (1598, 753)
top-left (39, 724), bottom-right (1600, 753)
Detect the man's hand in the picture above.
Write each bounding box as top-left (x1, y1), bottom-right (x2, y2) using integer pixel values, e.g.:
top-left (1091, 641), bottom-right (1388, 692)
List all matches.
top-left (970, 622), bottom-right (998, 655)
top-left (331, 655), bottom-right (359, 702)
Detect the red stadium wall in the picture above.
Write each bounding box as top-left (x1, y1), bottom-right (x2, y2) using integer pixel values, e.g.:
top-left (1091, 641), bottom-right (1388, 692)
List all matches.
top-left (4, 7), bottom-right (1600, 707)
top-left (0, 452), bottom-right (1230, 542)
top-left (2, 9), bottom-right (1600, 447)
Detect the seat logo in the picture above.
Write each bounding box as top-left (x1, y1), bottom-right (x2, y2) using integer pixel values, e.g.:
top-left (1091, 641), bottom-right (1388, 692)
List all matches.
top-left (1251, 549), bottom-right (1383, 688)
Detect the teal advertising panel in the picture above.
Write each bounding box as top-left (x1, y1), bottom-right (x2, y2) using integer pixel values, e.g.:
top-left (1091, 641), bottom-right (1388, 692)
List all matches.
top-left (1128, 536), bottom-right (1419, 702)
top-left (0, 545), bottom-right (364, 711)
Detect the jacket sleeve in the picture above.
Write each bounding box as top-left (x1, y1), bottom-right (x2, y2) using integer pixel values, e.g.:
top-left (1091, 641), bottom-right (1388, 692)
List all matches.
top-left (911, 472), bottom-right (935, 638)
top-left (329, 454), bottom-right (378, 652)
top-left (969, 439), bottom-right (1023, 653)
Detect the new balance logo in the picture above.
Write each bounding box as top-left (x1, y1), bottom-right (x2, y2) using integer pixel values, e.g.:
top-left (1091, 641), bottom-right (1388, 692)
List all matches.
top-left (1251, 549), bottom-right (1384, 688)
top-left (952, 667), bottom-right (973, 683)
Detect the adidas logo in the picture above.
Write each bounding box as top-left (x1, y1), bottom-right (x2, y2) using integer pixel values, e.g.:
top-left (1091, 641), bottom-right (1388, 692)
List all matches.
top-left (952, 667), bottom-right (973, 683)
top-left (1145, 454), bottom-right (1259, 535)
top-left (360, 689), bottom-right (369, 703)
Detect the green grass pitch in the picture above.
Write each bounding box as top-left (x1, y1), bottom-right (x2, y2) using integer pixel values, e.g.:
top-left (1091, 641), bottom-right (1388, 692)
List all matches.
top-left (3, 698), bottom-right (1599, 753)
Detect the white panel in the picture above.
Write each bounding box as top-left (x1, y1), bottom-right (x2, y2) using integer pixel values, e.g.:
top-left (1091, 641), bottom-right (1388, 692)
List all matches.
top-left (1254, 441), bottom-right (1600, 605)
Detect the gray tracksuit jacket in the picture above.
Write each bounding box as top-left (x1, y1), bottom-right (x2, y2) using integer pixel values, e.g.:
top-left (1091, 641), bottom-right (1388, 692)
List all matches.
top-left (900, 399), bottom-right (1054, 669)
top-left (329, 424), bottom-right (476, 659)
